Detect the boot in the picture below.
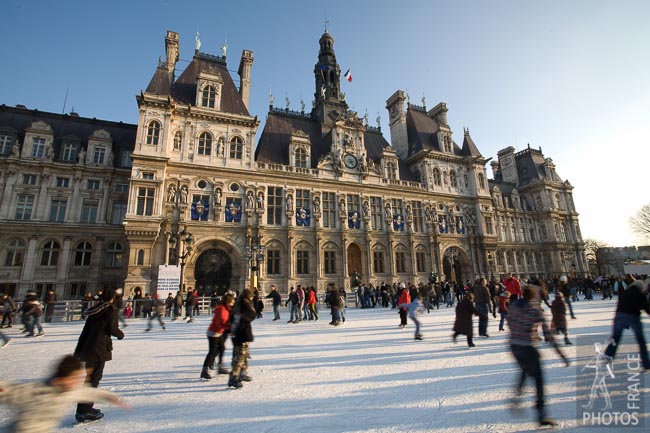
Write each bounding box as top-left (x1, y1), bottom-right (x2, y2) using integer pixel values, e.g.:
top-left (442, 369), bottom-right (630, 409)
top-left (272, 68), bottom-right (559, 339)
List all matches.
top-left (239, 371), bottom-right (252, 382)
top-left (200, 367), bottom-right (212, 380)
top-left (218, 364), bottom-right (230, 375)
top-left (565, 337), bottom-right (572, 345)
top-left (228, 374), bottom-right (242, 388)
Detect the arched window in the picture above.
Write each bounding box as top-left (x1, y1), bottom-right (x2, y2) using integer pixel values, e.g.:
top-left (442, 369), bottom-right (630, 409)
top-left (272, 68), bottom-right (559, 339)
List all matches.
top-left (198, 132), bottom-right (212, 155)
top-left (230, 136), bottom-right (243, 159)
top-left (450, 170), bottom-right (457, 188)
top-left (104, 242), bottom-right (123, 267)
top-left (40, 240), bottom-right (60, 266)
top-left (478, 173), bottom-right (486, 190)
top-left (74, 242), bottom-right (92, 266)
top-left (201, 85), bottom-right (216, 108)
top-left (433, 168), bottom-right (441, 186)
top-left (386, 162), bottom-right (397, 180)
top-left (295, 147), bottom-right (307, 168)
top-left (146, 120), bottom-right (161, 145)
top-left (137, 249), bottom-right (145, 266)
top-left (5, 239), bottom-right (26, 266)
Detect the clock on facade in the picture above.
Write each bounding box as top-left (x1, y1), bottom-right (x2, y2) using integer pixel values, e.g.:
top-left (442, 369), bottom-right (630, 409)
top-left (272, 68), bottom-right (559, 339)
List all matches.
top-left (344, 153), bottom-right (358, 169)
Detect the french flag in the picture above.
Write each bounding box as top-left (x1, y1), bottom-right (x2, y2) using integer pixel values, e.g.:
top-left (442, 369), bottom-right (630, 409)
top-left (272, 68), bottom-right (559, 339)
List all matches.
top-left (344, 69), bottom-right (352, 83)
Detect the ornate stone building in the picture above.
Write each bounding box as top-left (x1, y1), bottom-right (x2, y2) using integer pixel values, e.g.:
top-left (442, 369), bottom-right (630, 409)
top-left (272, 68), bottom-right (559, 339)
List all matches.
top-left (0, 30), bottom-right (587, 299)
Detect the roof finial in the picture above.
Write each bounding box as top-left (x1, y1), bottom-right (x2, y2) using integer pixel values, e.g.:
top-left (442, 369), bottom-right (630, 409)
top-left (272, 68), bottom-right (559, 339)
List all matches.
top-left (285, 92), bottom-right (290, 110)
top-left (376, 112), bottom-right (381, 129)
top-left (195, 32), bottom-right (201, 51)
top-left (269, 89), bottom-right (274, 107)
top-left (300, 95), bottom-right (305, 112)
top-left (364, 109), bottom-right (369, 126)
top-left (421, 95), bottom-right (426, 109)
top-left (221, 39), bottom-right (228, 57)
top-left (324, 15), bottom-right (329, 33)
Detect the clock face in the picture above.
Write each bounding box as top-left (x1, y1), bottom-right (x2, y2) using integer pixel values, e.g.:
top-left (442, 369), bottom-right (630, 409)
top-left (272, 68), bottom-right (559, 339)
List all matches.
top-left (344, 154), bottom-right (358, 169)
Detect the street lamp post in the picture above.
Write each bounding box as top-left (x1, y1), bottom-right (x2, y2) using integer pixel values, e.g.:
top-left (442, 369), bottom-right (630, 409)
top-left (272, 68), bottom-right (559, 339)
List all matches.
top-left (169, 228), bottom-right (194, 294)
top-left (244, 235), bottom-right (266, 291)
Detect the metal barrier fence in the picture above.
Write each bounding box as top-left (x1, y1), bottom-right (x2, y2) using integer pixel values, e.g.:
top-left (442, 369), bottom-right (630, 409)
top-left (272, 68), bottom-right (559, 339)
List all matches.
top-left (1, 292), bottom-right (360, 324)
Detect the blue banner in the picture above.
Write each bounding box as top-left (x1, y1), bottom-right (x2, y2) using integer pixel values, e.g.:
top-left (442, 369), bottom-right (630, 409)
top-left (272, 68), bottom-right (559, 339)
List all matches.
top-left (225, 201), bottom-right (242, 222)
top-left (191, 199), bottom-right (209, 221)
top-left (456, 216), bottom-right (465, 234)
top-left (296, 207), bottom-right (311, 226)
top-left (393, 214), bottom-right (404, 231)
top-left (438, 215), bottom-right (448, 233)
top-left (348, 211), bottom-right (361, 229)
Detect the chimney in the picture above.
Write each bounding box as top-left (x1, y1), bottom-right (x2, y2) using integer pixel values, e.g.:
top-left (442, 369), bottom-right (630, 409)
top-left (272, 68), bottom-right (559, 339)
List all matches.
top-left (165, 31), bottom-right (179, 84)
top-left (238, 49), bottom-right (254, 110)
top-left (490, 161), bottom-right (500, 178)
top-left (385, 90), bottom-right (408, 159)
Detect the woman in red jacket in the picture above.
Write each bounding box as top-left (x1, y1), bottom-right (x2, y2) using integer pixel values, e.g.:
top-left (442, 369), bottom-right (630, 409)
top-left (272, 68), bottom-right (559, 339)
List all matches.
top-left (201, 293), bottom-right (235, 380)
top-left (398, 284), bottom-right (411, 328)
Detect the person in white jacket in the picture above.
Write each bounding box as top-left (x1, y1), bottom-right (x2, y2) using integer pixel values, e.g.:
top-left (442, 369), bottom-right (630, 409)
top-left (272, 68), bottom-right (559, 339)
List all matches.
top-left (0, 355), bottom-right (129, 433)
top-left (399, 294), bottom-right (425, 340)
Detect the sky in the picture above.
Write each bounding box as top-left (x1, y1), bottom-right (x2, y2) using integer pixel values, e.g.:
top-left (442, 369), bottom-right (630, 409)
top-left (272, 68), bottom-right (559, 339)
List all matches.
top-left (1, 0), bottom-right (649, 247)
top-left (2, 301), bottom-right (647, 432)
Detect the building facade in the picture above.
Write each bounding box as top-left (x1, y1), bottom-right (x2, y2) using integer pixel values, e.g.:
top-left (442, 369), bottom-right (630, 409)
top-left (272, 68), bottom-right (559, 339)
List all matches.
top-left (0, 30), bottom-right (587, 299)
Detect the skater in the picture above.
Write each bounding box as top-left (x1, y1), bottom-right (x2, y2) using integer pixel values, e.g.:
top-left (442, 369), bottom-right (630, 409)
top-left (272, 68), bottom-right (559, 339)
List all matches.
top-left (1, 293), bottom-right (16, 328)
top-left (24, 297), bottom-right (44, 337)
top-left (498, 290), bottom-right (510, 331)
top-left (0, 354), bottom-right (129, 433)
top-left (604, 278), bottom-right (650, 370)
top-left (508, 285), bottom-right (569, 427)
top-left (228, 289), bottom-right (256, 388)
top-left (557, 276), bottom-right (576, 319)
top-left (285, 287), bottom-right (299, 323)
top-left (173, 291), bottom-right (183, 320)
top-left (397, 284), bottom-right (410, 328)
top-left (308, 287), bottom-right (319, 321)
top-left (400, 294), bottom-right (425, 340)
top-left (73, 287), bottom-right (124, 423)
top-left (201, 293), bottom-right (235, 380)
top-left (265, 285), bottom-right (282, 320)
top-left (185, 289), bottom-right (195, 322)
top-left (453, 293), bottom-right (479, 347)
top-left (145, 294), bottom-right (166, 332)
top-left (550, 292), bottom-right (572, 345)
top-left (472, 278), bottom-right (491, 337)
top-left (327, 284), bottom-right (343, 326)
top-left (44, 289), bottom-right (57, 323)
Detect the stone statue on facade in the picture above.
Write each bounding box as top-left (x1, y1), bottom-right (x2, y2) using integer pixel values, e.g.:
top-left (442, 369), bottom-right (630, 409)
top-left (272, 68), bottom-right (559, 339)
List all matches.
top-left (286, 194), bottom-right (293, 211)
top-left (180, 185), bottom-right (188, 204)
top-left (214, 187), bottom-right (222, 206)
top-left (257, 191), bottom-right (264, 209)
top-left (78, 148), bottom-right (86, 165)
top-left (313, 195), bottom-right (321, 213)
top-left (167, 184), bottom-right (177, 202)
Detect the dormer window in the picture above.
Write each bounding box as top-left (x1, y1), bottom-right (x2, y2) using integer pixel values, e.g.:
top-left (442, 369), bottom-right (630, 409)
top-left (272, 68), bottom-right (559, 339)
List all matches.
top-left (433, 168), bottom-right (442, 186)
top-left (0, 133), bottom-right (14, 155)
top-left (295, 148), bottom-right (307, 168)
top-left (31, 137), bottom-right (46, 158)
top-left (478, 173), bottom-right (486, 190)
top-left (198, 132), bottom-right (212, 155)
top-left (450, 170), bottom-right (457, 188)
top-left (201, 85), bottom-right (216, 108)
top-left (61, 142), bottom-right (77, 162)
top-left (386, 162), bottom-right (397, 180)
top-left (93, 146), bottom-right (106, 164)
top-left (443, 136), bottom-right (452, 153)
top-left (146, 120), bottom-right (161, 145)
top-left (230, 136), bottom-right (243, 160)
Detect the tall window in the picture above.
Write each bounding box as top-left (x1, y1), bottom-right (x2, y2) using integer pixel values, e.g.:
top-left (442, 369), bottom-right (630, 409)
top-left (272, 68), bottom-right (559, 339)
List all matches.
top-left (74, 242), bottom-right (92, 266)
top-left (120, 150), bottom-right (132, 167)
top-left (230, 136), bottom-right (243, 159)
top-left (478, 173), bottom-right (486, 190)
top-left (433, 168), bottom-right (442, 186)
top-left (450, 170), bottom-right (458, 188)
top-left (136, 187), bottom-right (155, 216)
top-left (412, 201), bottom-right (423, 232)
top-left (391, 199), bottom-right (403, 231)
top-left (443, 136), bottom-right (452, 153)
top-left (62, 142), bottom-right (77, 161)
top-left (560, 223), bottom-right (568, 242)
top-left (5, 239), bottom-right (26, 266)
top-left (23, 174), bottom-right (37, 185)
top-left (104, 242), bottom-right (124, 267)
top-left (295, 148), bottom-right (307, 168)
top-left (267, 186), bottom-right (283, 225)
top-left (31, 137), bottom-right (46, 158)
top-left (322, 192), bottom-right (336, 228)
top-left (484, 216), bottom-right (493, 235)
top-left (416, 252), bottom-right (426, 273)
top-left (370, 197), bottom-right (382, 230)
top-left (201, 85), bottom-right (216, 108)
top-left (198, 132), bottom-right (212, 155)
top-left (49, 199), bottom-right (67, 223)
top-left (111, 201), bottom-right (127, 225)
top-left (296, 189), bottom-right (310, 211)
top-left (463, 174), bottom-right (469, 188)
top-left (386, 162), bottom-right (397, 180)
top-left (0, 134), bottom-right (12, 154)
top-left (40, 241), bottom-right (60, 266)
top-left (373, 251), bottom-right (385, 273)
top-left (267, 250), bottom-right (280, 274)
top-left (146, 120), bottom-right (161, 145)
top-left (324, 251), bottom-right (336, 274)
top-left (115, 183), bottom-right (129, 193)
top-left (80, 200), bottom-right (98, 223)
top-left (395, 252), bottom-right (406, 273)
top-left (137, 249), bottom-right (145, 265)
top-left (296, 250), bottom-right (309, 274)
top-left (93, 146), bottom-right (106, 164)
top-left (56, 177), bottom-right (69, 188)
top-left (15, 194), bottom-right (34, 220)
top-left (87, 180), bottom-right (100, 190)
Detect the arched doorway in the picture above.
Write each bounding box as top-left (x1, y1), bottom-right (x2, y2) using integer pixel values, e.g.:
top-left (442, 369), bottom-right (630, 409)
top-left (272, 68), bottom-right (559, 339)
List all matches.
top-left (346, 243), bottom-right (363, 286)
top-left (194, 249), bottom-right (232, 295)
top-left (442, 247), bottom-right (471, 284)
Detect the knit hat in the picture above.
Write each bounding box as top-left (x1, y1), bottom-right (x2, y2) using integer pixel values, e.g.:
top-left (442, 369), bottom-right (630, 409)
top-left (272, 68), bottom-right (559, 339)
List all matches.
top-left (559, 276), bottom-right (568, 283)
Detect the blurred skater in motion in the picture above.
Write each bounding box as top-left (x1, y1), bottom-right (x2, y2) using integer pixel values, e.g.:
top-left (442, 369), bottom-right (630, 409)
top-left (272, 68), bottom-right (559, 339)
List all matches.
top-left (0, 354), bottom-right (129, 433)
top-left (508, 285), bottom-right (569, 427)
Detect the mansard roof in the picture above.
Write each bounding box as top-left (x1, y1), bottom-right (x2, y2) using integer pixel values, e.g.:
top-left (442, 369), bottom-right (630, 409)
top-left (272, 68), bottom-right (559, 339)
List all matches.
top-left (144, 52), bottom-right (250, 117)
top-left (0, 104), bottom-right (136, 166)
top-left (492, 147), bottom-right (564, 188)
top-left (405, 107), bottom-right (462, 157)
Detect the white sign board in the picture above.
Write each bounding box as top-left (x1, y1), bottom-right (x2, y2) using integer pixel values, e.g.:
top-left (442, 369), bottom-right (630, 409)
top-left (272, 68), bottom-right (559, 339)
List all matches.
top-left (157, 265), bottom-right (181, 297)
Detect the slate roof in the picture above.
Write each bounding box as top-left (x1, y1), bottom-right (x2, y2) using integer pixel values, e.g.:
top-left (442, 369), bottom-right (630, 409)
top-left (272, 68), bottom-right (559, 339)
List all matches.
top-left (0, 105), bottom-right (136, 167)
top-left (405, 108), bottom-right (462, 157)
top-left (491, 148), bottom-right (564, 189)
top-left (461, 130), bottom-right (482, 157)
top-left (144, 52), bottom-right (250, 117)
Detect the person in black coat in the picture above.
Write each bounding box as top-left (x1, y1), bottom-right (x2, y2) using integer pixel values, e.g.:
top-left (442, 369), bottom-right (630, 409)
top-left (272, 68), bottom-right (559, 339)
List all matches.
top-left (73, 287), bottom-right (124, 423)
top-left (228, 289), bottom-right (256, 388)
top-left (453, 293), bottom-right (479, 347)
top-left (265, 285), bottom-right (282, 320)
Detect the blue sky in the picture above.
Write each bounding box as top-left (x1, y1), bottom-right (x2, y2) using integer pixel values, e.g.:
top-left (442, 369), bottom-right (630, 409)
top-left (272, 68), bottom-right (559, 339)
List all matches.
top-left (2, 0), bottom-right (648, 247)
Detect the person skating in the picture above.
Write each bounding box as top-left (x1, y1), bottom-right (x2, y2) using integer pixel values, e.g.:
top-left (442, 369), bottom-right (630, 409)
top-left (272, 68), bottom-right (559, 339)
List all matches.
top-left (397, 283), bottom-right (410, 328)
top-left (399, 294), bottom-right (425, 340)
top-left (472, 278), bottom-right (491, 337)
top-left (0, 355), bottom-right (129, 433)
top-left (24, 297), bottom-right (44, 337)
top-left (507, 285), bottom-right (569, 427)
top-left (550, 292), bottom-right (572, 345)
top-left (265, 285), bottom-right (282, 320)
top-left (453, 293), bottom-right (479, 347)
top-left (1, 293), bottom-right (16, 328)
top-left (145, 294), bottom-right (166, 332)
top-left (307, 287), bottom-right (319, 321)
top-left (228, 289), bottom-right (256, 388)
top-left (201, 293), bottom-right (235, 380)
top-left (498, 290), bottom-right (510, 331)
top-left (73, 287), bottom-right (124, 423)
